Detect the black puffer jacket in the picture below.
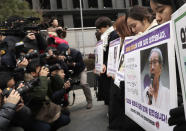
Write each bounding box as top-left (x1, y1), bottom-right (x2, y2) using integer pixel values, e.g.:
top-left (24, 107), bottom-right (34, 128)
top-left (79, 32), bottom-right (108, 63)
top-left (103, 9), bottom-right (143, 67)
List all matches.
top-left (69, 48), bottom-right (85, 76)
top-left (0, 103), bottom-right (16, 130)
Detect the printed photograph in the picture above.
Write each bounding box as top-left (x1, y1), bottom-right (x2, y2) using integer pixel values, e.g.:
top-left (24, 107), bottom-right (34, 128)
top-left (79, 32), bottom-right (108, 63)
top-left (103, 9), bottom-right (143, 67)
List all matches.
top-left (140, 43), bottom-right (170, 111)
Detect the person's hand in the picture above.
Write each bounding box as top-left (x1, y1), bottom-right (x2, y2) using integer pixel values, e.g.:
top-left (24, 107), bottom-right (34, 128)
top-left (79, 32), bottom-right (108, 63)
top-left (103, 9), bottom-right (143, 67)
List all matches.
top-left (39, 66), bottom-right (49, 77)
top-left (57, 26), bottom-right (63, 30)
top-left (101, 64), bottom-right (106, 74)
top-left (93, 68), bottom-right (100, 75)
top-left (48, 49), bottom-right (54, 56)
top-left (64, 81), bottom-right (70, 89)
top-left (72, 62), bottom-right (76, 67)
top-left (17, 58), bottom-right (28, 67)
top-left (47, 49), bottom-right (57, 58)
top-left (168, 106), bottom-right (186, 131)
top-left (16, 82), bottom-right (25, 89)
top-left (93, 68), bottom-right (96, 74)
top-left (107, 74), bottom-right (111, 77)
top-left (26, 33), bottom-right (36, 40)
top-left (112, 75), bottom-right (115, 80)
top-left (58, 55), bottom-right (66, 61)
top-left (16, 98), bottom-right (24, 111)
top-left (148, 84), bottom-right (154, 96)
top-left (28, 49), bottom-right (34, 54)
top-left (4, 90), bottom-right (20, 105)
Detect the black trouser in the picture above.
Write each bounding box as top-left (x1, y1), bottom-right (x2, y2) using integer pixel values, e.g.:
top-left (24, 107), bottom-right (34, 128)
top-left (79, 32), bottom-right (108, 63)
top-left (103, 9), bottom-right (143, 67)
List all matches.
top-left (98, 73), bottom-right (111, 105)
top-left (108, 79), bottom-right (124, 129)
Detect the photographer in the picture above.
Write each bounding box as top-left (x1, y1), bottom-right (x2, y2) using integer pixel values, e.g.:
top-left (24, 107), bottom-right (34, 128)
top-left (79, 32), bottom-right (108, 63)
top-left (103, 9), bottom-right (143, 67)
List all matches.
top-left (57, 44), bottom-right (93, 109)
top-left (0, 41), bottom-right (16, 71)
top-left (47, 28), bottom-right (68, 49)
top-left (0, 90), bottom-right (21, 131)
top-left (47, 62), bottom-right (71, 116)
top-left (23, 31), bottom-right (47, 52)
top-left (0, 71), bottom-right (31, 131)
top-left (47, 18), bottom-right (63, 35)
top-left (25, 59), bottom-right (70, 131)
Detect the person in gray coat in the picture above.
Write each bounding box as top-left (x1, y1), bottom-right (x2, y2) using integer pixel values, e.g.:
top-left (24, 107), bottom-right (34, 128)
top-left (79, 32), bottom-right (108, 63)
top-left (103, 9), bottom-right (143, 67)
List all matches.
top-left (0, 71), bottom-right (31, 131)
top-left (0, 89), bottom-right (21, 131)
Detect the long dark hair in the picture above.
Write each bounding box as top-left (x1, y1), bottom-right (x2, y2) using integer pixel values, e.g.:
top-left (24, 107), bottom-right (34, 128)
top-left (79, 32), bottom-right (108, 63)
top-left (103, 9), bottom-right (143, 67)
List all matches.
top-left (115, 15), bottom-right (132, 38)
top-left (151, 0), bottom-right (186, 12)
top-left (128, 5), bottom-right (154, 24)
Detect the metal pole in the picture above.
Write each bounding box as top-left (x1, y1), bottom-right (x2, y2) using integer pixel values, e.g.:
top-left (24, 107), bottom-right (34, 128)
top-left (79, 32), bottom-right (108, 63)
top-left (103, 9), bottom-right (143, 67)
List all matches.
top-left (79, 0), bottom-right (85, 55)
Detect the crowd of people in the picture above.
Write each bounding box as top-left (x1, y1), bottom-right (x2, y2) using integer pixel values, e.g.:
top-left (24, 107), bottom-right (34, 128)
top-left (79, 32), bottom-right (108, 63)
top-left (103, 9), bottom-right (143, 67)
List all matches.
top-left (94, 0), bottom-right (186, 131)
top-left (0, 15), bottom-right (93, 131)
top-left (0, 0), bottom-right (186, 131)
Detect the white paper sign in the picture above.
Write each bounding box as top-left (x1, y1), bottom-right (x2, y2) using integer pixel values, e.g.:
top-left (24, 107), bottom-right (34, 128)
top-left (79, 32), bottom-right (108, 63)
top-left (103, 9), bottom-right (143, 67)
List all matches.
top-left (114, 37), bottom-right (133, 87)
top-left (107, 38), bottom-right (120, 77)
top-left (95, 40), bottom-right (103, 73)
top-left (125, 22), bottom-right (177, 131)
top-left (172, 3), bottom-right (186, 119)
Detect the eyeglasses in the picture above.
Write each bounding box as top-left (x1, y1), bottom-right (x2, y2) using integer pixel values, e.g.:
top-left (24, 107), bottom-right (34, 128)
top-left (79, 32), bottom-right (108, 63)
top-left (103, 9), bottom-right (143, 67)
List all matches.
top-left (149, 60), bottom-right (160, 66)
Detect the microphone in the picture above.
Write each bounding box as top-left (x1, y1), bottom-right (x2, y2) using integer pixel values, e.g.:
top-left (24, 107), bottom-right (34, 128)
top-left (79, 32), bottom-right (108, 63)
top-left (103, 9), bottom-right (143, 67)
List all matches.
top-left (147, 74), bottom-right (154, 105)
top-left (151, 74), bottom-right (154, 88)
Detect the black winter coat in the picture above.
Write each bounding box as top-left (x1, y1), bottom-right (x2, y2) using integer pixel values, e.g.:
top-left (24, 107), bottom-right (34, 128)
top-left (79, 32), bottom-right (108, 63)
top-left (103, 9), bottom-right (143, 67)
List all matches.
top-left (69, 48), bottom-right (85, 76)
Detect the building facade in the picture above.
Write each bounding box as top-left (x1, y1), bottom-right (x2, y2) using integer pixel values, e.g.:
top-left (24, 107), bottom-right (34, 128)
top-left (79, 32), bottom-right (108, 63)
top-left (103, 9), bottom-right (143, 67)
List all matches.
top-left (27, 0), bottom-right (150, 28)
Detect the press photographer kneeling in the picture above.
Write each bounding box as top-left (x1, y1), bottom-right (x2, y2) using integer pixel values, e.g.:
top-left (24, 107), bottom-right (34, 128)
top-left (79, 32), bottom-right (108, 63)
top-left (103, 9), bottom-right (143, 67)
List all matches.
top-left (46, 62), bottom-right (71, 115)
top-left (25, 59), bottom-right (70, 131)
top-left (57, 44), bottom-right (93, 109)
top-left (0, 71), bottom-right (31, 131)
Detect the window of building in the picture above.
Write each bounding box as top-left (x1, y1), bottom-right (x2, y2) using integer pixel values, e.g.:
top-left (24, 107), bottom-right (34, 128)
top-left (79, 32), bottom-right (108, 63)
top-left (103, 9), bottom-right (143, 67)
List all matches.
top-left (88, 0), bottom-right (98, 8)
top-left (40, 0), bottom-right (50, 9)
top-left (57, 0), bottom-right (62, 9)
top-left (73, 0), bottom-right (80, 8)
top-left (103, 0), bottom-right (112, 8)
top-left (73, 12), bottom-right (117, 28)
top-left (142, 0), bottom-right (150, 6)
top-left (73, 0), bottom-right (84, 9)
top-left (130, 0), bottom-right (138, 6)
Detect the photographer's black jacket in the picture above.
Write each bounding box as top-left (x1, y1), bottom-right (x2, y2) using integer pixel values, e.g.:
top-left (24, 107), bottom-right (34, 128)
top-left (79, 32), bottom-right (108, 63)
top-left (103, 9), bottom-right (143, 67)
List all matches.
top-left (0, 103), bottom-right (16, 130)
top-left (23, 33), bottom-right (47, 51)
top-left (3, 36), bottom-right (23, 51)
top-left (70, 48), bottom-right (85, 76)
top-left (48, 75), bottom-right (66, 104)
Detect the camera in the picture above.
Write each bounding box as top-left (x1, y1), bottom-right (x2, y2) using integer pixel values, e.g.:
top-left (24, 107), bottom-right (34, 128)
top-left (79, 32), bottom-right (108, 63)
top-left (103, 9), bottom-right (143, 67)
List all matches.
top-left (0, 16), bottom-right (43, 37)
top-left (17, 50), bottom-right (38, 64)
top-left (17, 50), bottom-right (49, 64)
top-left (44, 63), bottom-right (61, 72)
top-left (66, 56), bottom-right (74, 63)
top-left (2, 78), bottom-right (39, 97)
top-left (68, 78), bottom-right (80, 86)
top-left (14, 67), bottom-right (27, 73)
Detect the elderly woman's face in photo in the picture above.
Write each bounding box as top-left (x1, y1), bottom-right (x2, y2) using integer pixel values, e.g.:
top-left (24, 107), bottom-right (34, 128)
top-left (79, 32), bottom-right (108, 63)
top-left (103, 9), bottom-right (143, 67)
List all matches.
top-left (149, 51), bottom-right (162, 78)
top-left (150, 0), bottom-right (173, 25)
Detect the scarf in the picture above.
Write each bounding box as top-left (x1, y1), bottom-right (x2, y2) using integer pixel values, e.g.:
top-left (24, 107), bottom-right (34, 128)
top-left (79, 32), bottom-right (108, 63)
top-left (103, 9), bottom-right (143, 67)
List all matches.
top-left (101, 26), bottom-right (114, 51)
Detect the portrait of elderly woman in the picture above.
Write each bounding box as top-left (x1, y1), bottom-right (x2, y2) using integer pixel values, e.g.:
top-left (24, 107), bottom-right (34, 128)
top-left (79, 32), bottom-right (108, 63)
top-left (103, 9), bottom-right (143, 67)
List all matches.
top-left (141, 44), bottom-right (170, 112)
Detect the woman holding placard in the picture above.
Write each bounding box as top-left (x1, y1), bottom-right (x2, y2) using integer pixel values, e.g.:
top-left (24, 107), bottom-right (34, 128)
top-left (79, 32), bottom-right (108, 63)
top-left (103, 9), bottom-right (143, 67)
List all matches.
top-left (150, 0), bottom-right (186, 130)
top-left (127, 6), bottom-right (158, 35)
top-left (108, 16), bottom-right (138, 130)
top-left (150, 0), bottom-right (185, 25)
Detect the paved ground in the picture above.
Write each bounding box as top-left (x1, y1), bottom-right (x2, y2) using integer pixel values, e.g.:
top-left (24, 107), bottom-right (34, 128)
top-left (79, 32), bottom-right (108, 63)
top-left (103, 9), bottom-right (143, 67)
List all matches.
top-left (58, 88), bottom-right (116, 131)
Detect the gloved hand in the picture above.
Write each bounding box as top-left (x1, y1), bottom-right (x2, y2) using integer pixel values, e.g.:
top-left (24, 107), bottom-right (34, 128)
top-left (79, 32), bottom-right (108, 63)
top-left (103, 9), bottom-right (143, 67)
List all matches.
top-left (174, 122), bottom-right (186, 131)
top-left (168, 105), bottom-right (186, 131)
